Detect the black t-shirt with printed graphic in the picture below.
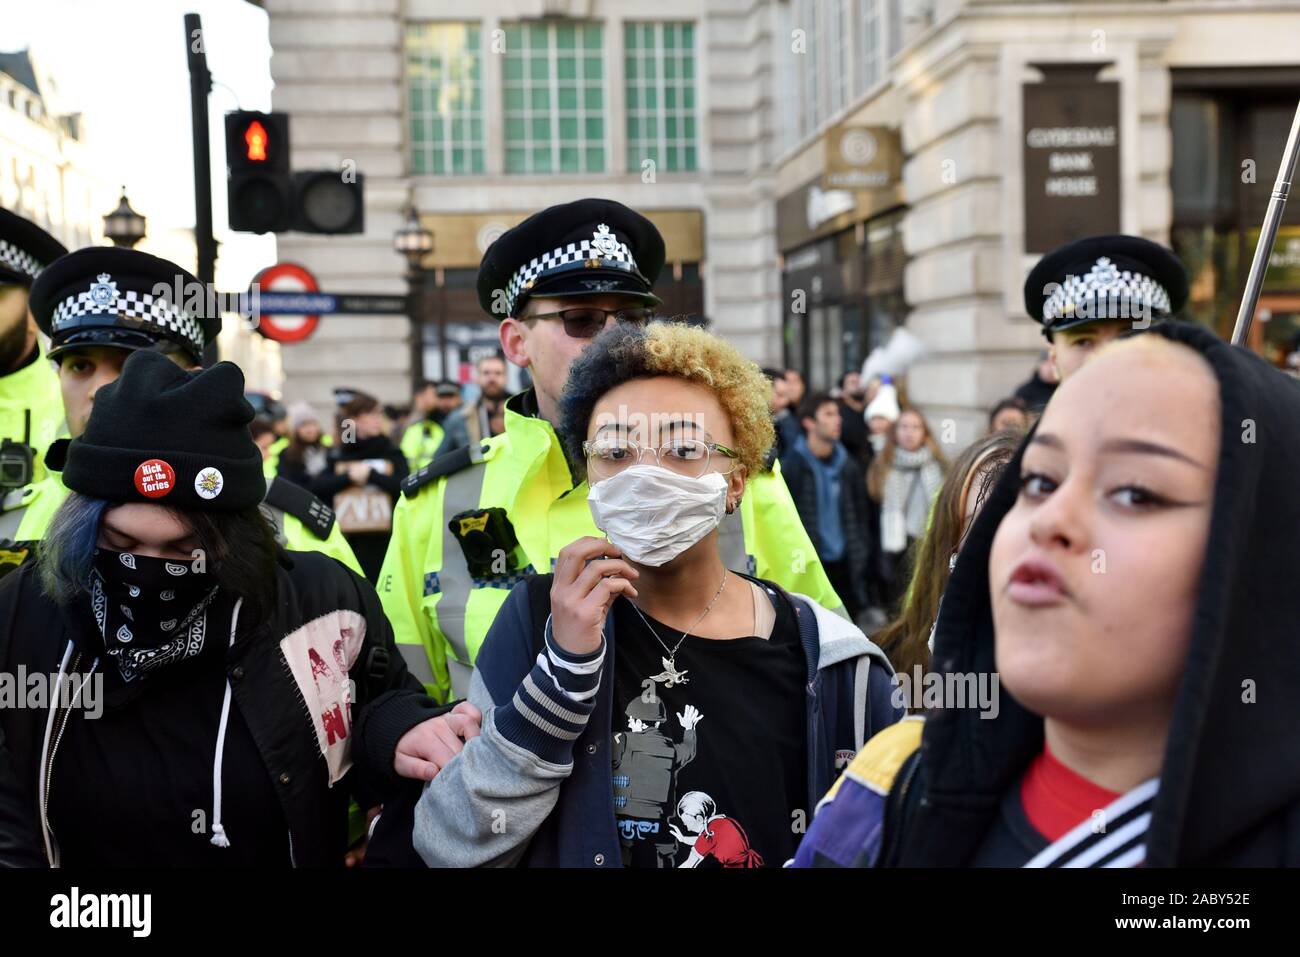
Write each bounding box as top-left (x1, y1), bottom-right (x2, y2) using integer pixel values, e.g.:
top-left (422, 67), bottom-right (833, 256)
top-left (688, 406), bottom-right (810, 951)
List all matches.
top-left (609, 581), bottom-right (808, 868)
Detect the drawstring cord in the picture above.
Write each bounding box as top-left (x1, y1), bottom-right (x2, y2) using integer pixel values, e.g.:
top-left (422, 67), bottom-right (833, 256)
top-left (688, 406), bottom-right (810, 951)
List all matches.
top-left (209, 597), bottom-right (243, 848)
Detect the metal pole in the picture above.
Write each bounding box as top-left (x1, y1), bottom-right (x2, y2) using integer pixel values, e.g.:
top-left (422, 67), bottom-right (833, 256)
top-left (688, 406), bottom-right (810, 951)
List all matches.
top-left (407, 265), bottom-right (424, 391)
top-left (185, 12), bottom-right (219, 364)
top-left (1231, 99), bottom-right (1300, 347)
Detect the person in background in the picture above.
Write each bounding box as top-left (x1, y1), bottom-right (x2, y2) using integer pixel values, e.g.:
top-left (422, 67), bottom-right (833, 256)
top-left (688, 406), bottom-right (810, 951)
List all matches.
top-left (783, 368), bottom-right (806, 410)
top-left (1024, 234), bottom-right (1188, 385)
top-left (836, 371), bottom-right (870, 466)
top-left (867, 408), bottom-right (947, 612)
top-left (794, 323), bottom-right (1300, 868)
top-left (312, 391), bottom-right (408, 581)
top-left (872, 430), bottom-right (1020, 685)
top-left (251, 419), bottom-right (278, 466)
top-left (0, 209), bottom-right (66, 547)
top-left (357, 321), bottom-right (900, 868)
top-left (277, 402), bottom-right (331, 489)
top-left (780, 392), bottom-right (871, 623)
top-left (987, 397), bottom-right (1030, 434)
top-left (763, 366), bottom-right (801, 460)
top-left (1012, 351), bottom-right (1058, 413)
top-left (435, 355), bottom-right (509, 457)
top-left (0, 351), bottom-right (434, 867)
top-left (398, 380), bottom-right (444, 472)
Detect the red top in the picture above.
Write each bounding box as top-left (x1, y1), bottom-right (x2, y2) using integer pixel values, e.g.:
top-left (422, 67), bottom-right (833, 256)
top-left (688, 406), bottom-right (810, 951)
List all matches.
top-left (1020, 748), bottom-right (1122, 842)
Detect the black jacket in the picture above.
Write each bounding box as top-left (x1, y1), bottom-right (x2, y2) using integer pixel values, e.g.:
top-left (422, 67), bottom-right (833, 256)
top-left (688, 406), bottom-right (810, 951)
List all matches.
top-left (780, 442), bottom-right (871, 611)
top-left (309, 435), bottom-right (408, 509)
top-left (882, 322), bottom-right (1300, 867)
top-left (0, 550), bottom-right (429, 868)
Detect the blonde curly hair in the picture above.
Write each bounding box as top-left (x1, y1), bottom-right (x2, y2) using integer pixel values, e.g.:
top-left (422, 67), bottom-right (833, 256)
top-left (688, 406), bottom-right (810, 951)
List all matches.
top-left (560, 320), bottom-right (776, 478)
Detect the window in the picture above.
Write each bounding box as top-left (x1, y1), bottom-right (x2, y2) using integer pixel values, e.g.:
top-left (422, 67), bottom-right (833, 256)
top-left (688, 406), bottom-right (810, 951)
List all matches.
top-left (503, 21), bottom-right (606, 174)
top-left (829, 0), bottom-right (852, 114)
top-left (859, 0), bottom-right (882, 95)
top-left (796, 0), bottom-right (823, 139)
top-left (625, 22), bottom-right (698, 173)
top-left (406, 23), bottom-right (484, 175)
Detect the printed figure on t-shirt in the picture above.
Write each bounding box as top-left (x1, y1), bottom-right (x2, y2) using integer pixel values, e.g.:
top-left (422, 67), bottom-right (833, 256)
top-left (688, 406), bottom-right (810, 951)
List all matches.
top-left (669, 791), bottom-right (763, 869)
top-left (611, 693), bottom-right (704, 867)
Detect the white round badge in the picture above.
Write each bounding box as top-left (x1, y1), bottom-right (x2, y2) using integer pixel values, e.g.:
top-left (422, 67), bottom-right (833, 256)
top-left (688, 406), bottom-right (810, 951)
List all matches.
top-left (195, 467), bottom-right (224, 500)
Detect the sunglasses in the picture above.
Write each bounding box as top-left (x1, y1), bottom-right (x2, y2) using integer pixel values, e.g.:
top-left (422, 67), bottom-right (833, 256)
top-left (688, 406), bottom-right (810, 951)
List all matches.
top-left (524, 306), bottom-right (656, 339)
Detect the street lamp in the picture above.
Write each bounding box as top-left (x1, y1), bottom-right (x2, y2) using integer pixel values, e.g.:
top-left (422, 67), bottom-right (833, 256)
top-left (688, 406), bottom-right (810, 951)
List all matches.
top-left (102, 188), bottom-right (147, 248)
top-left (393, 206), bottom-right (436, 388)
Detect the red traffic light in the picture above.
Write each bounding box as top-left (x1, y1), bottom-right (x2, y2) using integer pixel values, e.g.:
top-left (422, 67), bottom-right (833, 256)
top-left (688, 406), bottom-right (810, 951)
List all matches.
top-left (245, 120), bottom-right (268, 162)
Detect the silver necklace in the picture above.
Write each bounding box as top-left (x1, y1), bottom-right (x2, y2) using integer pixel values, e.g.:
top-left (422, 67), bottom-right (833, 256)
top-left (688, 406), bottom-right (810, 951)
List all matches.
top-left (628, 570), bottom-right (729, 688)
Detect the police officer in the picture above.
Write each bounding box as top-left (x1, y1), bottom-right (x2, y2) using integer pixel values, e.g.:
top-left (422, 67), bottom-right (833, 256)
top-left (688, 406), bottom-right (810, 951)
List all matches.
top-left (397, 380), bottom-right (458, 471)
top-left (0, 209), bottom-right (68, 549)
top-left (379, 198), bottom-right (843, 700)
top-left (1025, 234), bottom-right (1189, 381)
top-left (15, 246), bottom-right (361, 573)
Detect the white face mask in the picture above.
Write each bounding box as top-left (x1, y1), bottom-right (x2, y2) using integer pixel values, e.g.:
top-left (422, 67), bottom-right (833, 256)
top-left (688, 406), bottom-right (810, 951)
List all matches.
top-left (586, 464), bottom-right (729, 567)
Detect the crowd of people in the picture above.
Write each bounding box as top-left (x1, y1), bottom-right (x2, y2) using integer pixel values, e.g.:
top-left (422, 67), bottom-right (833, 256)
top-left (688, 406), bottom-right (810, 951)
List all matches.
top-left (0, 199), bottom-right (1297, 870)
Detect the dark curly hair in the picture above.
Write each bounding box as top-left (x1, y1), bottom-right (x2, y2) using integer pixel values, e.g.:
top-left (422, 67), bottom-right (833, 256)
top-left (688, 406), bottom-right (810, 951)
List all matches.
top-left (559, 321), bottom-right (775, 482)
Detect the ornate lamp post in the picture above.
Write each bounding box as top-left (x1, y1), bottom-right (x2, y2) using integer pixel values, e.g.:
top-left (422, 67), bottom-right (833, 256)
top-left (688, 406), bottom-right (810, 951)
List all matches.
top-left (393, 205), bottom-right (436, 388)
top-left (102, 188), bottom-right (147, 248)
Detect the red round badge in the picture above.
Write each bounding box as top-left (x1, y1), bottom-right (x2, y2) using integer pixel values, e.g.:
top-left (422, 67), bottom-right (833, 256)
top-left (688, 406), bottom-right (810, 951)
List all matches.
top-left (134, 459), bottom-right (176, 498)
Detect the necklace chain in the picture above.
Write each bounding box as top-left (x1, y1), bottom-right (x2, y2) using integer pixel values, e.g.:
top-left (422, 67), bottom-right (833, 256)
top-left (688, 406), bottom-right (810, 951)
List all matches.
top-left (628, 569), bottom-right (729, 664)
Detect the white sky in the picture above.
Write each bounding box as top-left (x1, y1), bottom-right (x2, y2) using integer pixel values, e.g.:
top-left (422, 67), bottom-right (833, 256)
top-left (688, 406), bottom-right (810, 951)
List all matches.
top-left (5, 0), bottom-right (277, 290)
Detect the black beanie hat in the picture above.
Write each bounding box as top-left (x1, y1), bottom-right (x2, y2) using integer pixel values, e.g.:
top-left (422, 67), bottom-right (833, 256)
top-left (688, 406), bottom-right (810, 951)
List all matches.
top-left (47, 350), bottom-right (264, 511)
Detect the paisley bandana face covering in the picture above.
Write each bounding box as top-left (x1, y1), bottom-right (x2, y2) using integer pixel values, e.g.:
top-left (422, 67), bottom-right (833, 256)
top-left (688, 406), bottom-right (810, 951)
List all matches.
top-left (91, 548), bottom-right (219, 682)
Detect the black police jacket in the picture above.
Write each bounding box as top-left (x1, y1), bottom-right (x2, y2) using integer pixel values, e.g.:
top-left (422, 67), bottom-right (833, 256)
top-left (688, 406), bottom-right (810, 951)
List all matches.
top-left (0, 550), bottom-right (430, 867)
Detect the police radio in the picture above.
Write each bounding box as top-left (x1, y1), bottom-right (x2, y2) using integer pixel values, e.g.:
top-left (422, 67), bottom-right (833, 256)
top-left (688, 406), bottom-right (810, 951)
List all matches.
top-left (0, 409), bottom-right (35, 491)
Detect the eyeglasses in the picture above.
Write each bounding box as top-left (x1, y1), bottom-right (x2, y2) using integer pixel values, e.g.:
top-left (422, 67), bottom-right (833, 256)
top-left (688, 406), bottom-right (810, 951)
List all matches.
top-left (581, 436), bottom-right (740, 480)
top-left (525, 306), bottom-right (655, 339)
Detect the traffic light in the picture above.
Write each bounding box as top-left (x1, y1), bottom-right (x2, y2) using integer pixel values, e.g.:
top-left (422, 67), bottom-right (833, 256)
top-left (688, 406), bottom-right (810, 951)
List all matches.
top-left (225, 111), bottom-right (292, 233)
top-left (224, 112), bottom-right (366, 235)
top-left (292, 171), bottom-right (365, 234)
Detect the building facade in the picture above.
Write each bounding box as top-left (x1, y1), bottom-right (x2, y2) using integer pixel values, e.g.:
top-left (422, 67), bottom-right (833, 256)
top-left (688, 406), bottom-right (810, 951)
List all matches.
top-left (265, 0), bottom-right (786, 408)
top-left (772, 0), bottom-right (1300, 444)
top-left (264, 0), bottom-right (1300, 437)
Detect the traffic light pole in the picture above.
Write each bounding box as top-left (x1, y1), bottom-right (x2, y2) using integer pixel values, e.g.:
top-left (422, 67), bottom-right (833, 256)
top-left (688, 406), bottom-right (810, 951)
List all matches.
top-left (185, 12), bottom-right (219, 364)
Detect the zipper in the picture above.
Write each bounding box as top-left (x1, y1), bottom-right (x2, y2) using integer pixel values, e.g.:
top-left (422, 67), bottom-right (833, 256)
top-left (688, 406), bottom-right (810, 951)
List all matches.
top-left (287, 829), bottom-right (297, 868)
top-left (41, 651), bottom-right (86, 867)
top-left (879, 747), bottom-right (921, 867)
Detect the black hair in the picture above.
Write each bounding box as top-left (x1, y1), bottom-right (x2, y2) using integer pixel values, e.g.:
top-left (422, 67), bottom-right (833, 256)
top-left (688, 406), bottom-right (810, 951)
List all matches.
top-left (760, 366), bottom-right (784, 382)
top-left (559, 324), bottom-right (652, 479)
top-left (987, 397), bottom-right (1029, 430)
top-left (797, 390), bottom-right (837, 426)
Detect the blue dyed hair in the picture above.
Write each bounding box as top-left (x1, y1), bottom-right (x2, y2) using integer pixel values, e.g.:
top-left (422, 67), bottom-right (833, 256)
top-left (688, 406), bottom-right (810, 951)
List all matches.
top-left (37, 492), bottom-right (281, 618)
top-left (38, 493), bottom-right (110, 604)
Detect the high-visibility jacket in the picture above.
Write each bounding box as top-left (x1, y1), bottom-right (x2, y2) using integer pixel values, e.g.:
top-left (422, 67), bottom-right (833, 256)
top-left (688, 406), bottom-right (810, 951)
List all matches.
top-left (264, 435), bottom-right (290, 479)
top-left (5, 472), bottom-right (364, 577)
top-left (378, 391), bottom-right (845, 702)
top-left (0, 343), bottom-right (64, 488)
top-left (400, 418), bottom-right (444, 472)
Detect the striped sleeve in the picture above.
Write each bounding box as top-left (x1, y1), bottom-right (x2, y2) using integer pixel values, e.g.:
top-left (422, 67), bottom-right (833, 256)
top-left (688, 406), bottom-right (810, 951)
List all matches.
top-left (491, 615), bottom-right (605, 765)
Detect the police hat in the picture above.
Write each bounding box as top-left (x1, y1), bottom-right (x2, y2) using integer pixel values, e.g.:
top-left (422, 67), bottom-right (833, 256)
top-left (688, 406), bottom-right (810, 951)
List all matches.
top-left (477, 198), bottom-right (665, 319)
top-left (0, 207), bottom-right (68, 287)
top-left (435, 380), bottom-right (461, 397)
top-left (28, 247), bottom-right (220, 365)
top-left (1024, 234), bottom-right (1188, 337)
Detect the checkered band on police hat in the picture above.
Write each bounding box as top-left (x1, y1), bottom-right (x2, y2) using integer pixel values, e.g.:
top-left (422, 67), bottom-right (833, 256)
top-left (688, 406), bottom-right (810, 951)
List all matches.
top-left (51, 274), bottom-right (205, 356)
top-left (503, 223), bottom-right (637, 316)
top-left (1042, 256), bottom-right (1172, 324)
top-left (0, 239), bottom-right (43, 282)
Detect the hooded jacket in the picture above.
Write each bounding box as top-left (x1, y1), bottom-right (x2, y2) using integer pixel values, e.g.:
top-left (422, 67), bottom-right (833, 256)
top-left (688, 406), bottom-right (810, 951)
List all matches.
top-left (356, 572), bottom-right (901, 867)
top-left (0, 550), bottom-right (432, 868)
top-left (795, 322), bottom-right (1300, 867)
